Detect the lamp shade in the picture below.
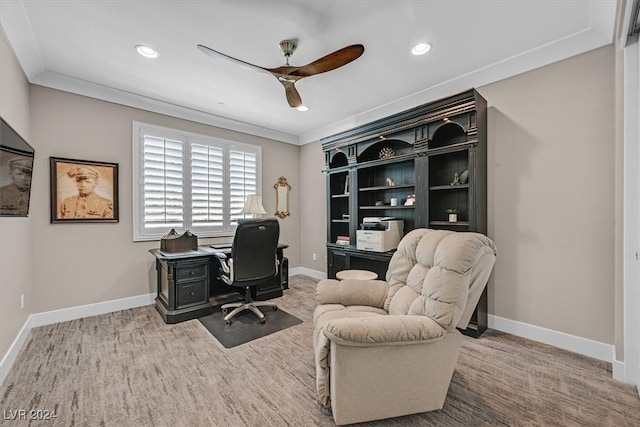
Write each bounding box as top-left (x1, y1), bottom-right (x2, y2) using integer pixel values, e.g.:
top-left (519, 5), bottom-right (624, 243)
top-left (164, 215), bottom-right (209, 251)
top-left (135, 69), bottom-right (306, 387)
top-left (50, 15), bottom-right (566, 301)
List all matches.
top-left (240, 194), bottom-right (266, 215)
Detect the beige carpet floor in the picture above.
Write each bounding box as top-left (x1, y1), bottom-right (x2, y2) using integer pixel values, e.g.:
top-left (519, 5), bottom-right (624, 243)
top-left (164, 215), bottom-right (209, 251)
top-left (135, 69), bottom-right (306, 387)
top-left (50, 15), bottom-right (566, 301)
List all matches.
top-left (1, 275), bottom-right (639, 426)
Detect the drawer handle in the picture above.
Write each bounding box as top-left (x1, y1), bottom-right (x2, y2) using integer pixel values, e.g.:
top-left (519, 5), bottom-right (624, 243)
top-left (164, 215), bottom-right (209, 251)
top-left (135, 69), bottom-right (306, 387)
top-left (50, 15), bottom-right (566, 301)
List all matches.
top-left (189, 291), bottom-right (195, 296)
top-left (190, 271), bottom-right (195, 275)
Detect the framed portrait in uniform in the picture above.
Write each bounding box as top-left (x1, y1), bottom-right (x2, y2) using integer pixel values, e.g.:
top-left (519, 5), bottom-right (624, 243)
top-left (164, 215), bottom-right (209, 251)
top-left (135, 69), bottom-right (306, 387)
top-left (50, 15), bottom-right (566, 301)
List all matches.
top-left (50, 157), bottom-right (119, 223)
top-left (1, 117), bottom-right (35, 218)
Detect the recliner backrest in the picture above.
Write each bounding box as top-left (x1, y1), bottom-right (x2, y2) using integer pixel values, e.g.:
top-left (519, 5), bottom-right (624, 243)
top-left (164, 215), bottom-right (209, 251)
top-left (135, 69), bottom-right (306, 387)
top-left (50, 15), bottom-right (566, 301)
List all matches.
top-left (231, 218), bottom-right (280, 284)
top-left (384, 229), bottom-right (497, 329)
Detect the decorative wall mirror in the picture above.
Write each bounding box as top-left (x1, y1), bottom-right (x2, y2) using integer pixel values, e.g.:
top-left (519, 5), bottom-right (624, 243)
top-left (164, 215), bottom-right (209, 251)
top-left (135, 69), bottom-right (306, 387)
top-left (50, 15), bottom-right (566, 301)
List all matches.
top-left (274, 176), bottom-right (291, 219)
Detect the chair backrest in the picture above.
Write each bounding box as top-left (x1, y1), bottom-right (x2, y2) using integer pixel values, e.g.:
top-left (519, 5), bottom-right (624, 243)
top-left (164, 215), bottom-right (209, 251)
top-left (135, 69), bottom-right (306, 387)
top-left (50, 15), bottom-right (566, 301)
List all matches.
top-left (231, 218), bottom-right (280, 285)
top-left (384, 228), bottom-right (497, 329)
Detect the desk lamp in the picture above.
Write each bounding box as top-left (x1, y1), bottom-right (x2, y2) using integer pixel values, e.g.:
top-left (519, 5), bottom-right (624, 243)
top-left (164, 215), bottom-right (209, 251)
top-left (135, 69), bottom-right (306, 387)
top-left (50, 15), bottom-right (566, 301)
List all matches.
top-left (240, 194), bottom-right (267, 218)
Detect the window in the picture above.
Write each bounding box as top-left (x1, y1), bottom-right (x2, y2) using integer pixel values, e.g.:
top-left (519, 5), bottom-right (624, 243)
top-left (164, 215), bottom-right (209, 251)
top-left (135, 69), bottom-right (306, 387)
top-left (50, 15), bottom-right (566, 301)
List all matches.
top-left (133, 122), bottom-right (261, 241)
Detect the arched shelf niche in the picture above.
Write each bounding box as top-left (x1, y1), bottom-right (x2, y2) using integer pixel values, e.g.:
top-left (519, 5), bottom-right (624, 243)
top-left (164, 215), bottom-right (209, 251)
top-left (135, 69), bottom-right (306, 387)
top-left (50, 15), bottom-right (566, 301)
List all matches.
top-left (430, 121), bottom-right (467, 149)
top-left (329, 150), bottom-right (348, 168)
top-left (357, 139), bottom-right (413, 163)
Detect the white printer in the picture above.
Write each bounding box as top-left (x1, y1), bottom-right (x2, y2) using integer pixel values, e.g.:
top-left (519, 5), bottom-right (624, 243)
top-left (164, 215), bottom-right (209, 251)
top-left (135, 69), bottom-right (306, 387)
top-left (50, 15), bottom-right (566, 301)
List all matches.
top-left (356, 217), bottom-right (404, 252)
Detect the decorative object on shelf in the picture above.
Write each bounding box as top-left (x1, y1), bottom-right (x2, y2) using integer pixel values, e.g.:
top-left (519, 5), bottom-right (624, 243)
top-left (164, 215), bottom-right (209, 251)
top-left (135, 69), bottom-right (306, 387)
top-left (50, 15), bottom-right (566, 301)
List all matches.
top-left (336, 235), bottom-right (350, 246)
top-left (274, 176), bottom-right (291, 219)
top-left (49, 156), bottom-right (119, 223)
top-left (379, 147), bottom-right (395, 159)
top-left (375, 200), bottom-right (384, 206)
top-left (459, 169), bottom-right (469, 184)
top-left (404, 194), bottom-right (415, 206)
top-left (386, 177), bottom-right (395, 186)
top-left (344, 175), bottom-right (349, 194)
top-left (390, 198), bottom-right (398, 206)
top-left (450, 172), bottom-right (460, 186)
top-left (241, 194), bottom-right (267, 218)
top-left (446, 208), bottom-right (458, 223)
top-left (160, 229), bottom-right (198, 253)
top-left (342, 213), bottom-right (350, 220)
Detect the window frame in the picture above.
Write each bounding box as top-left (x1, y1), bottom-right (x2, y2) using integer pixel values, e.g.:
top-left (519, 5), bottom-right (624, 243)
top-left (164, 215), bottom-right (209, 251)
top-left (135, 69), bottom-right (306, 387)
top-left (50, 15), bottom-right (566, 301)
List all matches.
top-left (132, 121), bottom-right (262, 241)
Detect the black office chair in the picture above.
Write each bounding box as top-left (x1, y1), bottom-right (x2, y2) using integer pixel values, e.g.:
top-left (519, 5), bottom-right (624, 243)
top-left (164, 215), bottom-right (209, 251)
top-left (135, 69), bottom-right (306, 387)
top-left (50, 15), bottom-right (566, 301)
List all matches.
top-left (214, 218), bottom-right (280, 326)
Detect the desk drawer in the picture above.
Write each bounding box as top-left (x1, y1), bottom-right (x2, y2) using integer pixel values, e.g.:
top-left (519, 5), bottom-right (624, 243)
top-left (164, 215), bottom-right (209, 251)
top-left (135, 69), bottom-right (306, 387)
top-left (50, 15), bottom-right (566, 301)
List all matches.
top-left (176, 262), bottom-right (208, 281)
top-left (177, 280), bottom-right (207, 308)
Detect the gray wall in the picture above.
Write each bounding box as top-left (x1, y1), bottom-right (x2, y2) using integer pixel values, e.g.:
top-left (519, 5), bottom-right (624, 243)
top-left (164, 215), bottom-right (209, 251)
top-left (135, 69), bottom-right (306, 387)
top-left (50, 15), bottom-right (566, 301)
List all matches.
top-left (26, 86), bottom-right (300, 314)
top-left (478, 45), bottom-right (615, 344)
top-left (0, 31), bottom-right (32, 358)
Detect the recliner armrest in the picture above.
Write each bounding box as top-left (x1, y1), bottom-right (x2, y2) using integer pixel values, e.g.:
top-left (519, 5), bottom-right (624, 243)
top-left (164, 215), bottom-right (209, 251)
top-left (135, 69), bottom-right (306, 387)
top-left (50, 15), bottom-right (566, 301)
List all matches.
top-left (316, 279), bottom-right (388, 309)
top-left (323, 315), bottom-right (448, 347)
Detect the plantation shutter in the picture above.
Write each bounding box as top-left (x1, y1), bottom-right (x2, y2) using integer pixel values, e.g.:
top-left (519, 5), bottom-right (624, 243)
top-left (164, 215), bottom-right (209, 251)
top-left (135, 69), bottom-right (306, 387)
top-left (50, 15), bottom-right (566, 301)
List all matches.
top-left (133, 122), bottom-right (262, 240)
top-left (229, 149), bottom-right (258, 224)
top-left (191, 143), bottom-right (224, 227)
top-left (142, 134), bottom-right (184, 229)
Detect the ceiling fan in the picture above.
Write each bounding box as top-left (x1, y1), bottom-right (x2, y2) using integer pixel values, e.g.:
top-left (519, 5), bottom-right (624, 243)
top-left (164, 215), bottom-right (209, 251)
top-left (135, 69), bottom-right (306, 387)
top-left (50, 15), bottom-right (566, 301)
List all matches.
top-left (197, 40), bottom-right (364, 108)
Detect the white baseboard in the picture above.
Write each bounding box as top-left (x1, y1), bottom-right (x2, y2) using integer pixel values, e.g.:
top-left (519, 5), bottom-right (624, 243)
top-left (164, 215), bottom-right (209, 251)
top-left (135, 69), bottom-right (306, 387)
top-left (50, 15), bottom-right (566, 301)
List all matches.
top-left (0, 317), bottom-right (33, 387)
top-left (29, 293), bottom-right (155, 328)
top-left (488, 314), bottom-right (615, 363)
top-left (612, 357), bottom-right (626, 382)
top-left (290, 267), bottom-right (326, 281)
top-left (0, 293), bottom-right (155, 386)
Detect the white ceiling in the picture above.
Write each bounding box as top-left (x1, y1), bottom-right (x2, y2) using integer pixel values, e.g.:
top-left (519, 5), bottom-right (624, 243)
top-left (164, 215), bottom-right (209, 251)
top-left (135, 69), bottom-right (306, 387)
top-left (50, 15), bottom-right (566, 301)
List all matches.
top-left (0, 1), bottom-right (617, 145)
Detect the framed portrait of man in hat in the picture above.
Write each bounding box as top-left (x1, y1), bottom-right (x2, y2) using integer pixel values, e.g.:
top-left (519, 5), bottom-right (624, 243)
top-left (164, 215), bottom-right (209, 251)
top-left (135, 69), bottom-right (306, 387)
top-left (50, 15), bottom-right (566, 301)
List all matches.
top-left (50, 157), bottom-right (119, 223)
top-left (1, 117), bottom-right (35, 217)
top-left (0, 151), bottom-right (34, 217)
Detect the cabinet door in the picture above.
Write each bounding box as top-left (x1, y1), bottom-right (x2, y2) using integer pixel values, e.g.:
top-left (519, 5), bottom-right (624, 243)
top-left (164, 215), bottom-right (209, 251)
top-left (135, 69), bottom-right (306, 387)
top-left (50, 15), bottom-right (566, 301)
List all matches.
top-left (327, 248), bottom-right (347, 279)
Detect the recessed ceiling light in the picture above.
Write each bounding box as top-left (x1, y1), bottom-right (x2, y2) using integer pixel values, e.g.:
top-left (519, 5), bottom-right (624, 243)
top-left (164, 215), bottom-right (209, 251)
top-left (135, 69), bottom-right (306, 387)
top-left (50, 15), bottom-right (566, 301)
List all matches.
top-left (411, 42), bottom-right (432, 56)
top-left (136, 45), bottom-right (158, 59)
top-left (297, 105), bottom-right (309, 112)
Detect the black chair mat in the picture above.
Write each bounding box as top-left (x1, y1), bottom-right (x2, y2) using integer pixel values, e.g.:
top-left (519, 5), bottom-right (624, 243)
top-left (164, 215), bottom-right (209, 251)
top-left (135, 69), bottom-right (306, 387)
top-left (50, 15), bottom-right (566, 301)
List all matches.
top-left (198, 306), bottom-right (303, 348)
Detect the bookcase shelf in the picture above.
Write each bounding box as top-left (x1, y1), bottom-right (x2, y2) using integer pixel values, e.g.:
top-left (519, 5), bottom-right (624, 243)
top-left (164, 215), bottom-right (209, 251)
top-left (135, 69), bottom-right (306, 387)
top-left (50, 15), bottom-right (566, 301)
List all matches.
top-left (322, 88), bottom-right (487, 337)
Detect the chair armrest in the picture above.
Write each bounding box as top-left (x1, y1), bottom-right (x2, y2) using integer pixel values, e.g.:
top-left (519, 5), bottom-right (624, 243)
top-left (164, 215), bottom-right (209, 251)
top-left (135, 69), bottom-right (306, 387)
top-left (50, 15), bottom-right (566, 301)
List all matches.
top-left (214, 252), bottom-right (230, 274)
top-left (323, 315), bottom-right (447, 347)
top-left (316, 279), bottom-right (388, 309)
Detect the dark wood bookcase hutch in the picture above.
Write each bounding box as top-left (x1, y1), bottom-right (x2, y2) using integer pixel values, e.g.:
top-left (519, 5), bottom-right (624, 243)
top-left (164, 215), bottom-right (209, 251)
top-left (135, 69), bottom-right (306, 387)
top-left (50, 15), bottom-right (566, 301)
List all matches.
top-left (321, 88), bottom-right (488, 337)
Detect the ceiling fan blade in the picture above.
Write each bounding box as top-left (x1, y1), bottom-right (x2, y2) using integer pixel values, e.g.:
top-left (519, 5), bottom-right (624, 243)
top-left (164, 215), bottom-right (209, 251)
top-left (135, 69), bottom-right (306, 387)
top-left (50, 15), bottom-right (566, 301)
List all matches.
top-left (291, 44), bottom-right (364, 77)
top-left (197, 44), bottom-right (269, 74)
top-left (281, 81), bottom-right (303, 108)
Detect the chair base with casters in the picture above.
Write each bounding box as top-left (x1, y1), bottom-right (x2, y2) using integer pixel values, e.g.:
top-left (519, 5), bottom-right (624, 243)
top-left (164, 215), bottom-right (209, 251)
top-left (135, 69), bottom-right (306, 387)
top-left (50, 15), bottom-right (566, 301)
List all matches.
top-left (221, 284), bottom-right (278, 326)
top-left (214, 218), bottom-right (281, 326)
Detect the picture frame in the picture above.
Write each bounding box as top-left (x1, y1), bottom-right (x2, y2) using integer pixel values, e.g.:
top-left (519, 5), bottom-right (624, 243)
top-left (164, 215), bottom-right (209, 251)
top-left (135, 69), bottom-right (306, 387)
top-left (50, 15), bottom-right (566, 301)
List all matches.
top-left (1, 117), bottom-right (35, 217)
top-left (0, 148), bottom-right (34, 217)
top-left (50, 157), bottom-right (119, 223)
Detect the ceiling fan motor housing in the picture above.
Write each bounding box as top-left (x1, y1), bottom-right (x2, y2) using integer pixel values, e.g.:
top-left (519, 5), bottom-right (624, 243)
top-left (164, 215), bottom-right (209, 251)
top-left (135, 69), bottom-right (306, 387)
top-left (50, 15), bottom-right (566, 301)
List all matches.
top-left (279, 40), bottom-right (297, 57)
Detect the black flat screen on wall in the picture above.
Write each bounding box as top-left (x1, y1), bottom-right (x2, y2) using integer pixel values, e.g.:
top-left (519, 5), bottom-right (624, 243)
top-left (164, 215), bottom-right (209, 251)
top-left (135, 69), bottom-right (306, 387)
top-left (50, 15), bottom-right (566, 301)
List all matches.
top-left (0, 117), bottom-right (35, 217)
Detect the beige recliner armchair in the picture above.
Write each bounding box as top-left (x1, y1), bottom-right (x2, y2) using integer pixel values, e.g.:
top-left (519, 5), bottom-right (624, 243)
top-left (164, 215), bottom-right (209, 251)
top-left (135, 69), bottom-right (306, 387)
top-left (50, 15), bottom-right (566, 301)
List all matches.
top-left (313, 228), bottom-right (497, 425)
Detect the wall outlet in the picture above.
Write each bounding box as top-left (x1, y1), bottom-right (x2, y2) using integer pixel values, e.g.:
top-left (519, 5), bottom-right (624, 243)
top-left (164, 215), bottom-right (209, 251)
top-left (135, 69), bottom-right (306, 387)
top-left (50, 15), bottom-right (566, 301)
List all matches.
top-left (312, 253), bottom-right (317, 261)
top-left (20, 294), bottom-right (24, 309)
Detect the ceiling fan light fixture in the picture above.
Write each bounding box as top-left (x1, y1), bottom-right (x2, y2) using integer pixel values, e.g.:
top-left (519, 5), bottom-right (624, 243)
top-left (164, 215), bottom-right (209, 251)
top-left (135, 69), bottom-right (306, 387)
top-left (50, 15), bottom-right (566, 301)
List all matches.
top-left (297, 105), bottom-right (309, 112)
top-left (411, 42), bottom-right (432, 56)
top-left (136, 45), bottom-right (158, 59)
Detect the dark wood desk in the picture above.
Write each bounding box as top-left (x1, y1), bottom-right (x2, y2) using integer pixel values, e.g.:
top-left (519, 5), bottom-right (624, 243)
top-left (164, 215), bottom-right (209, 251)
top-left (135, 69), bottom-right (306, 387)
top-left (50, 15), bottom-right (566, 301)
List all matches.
top-left (149, 244), bottom-right (288, 324)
